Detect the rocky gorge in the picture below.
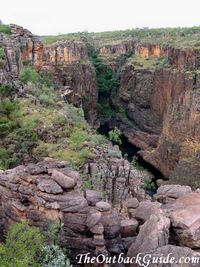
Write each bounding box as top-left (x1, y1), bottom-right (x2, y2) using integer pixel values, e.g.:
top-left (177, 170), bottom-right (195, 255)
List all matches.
top-left (1, 24), bottom-right (200, 266)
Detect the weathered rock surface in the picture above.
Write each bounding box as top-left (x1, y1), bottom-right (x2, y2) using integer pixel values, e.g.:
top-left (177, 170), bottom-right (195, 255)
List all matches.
top-left (128, 214), bottom-right (170, 257)
top-left (135, 201), bottom-right (162, 222)
top-left (0, 158), bottom-right (125, 264)
top-left (120, 219), bottom-right (138, 238)
top-left (83, 144), bottom-right (149, 206)
top-left (155, 185), bottom-right (192, 204)
top-left (85, 190), bottom-right (102, 206)
top-left (52, 169), bottom-right (76, 189)
top-left (170, 192), bottom-right (200, 248)
top-left (0, 24), bottom-right (98, 125)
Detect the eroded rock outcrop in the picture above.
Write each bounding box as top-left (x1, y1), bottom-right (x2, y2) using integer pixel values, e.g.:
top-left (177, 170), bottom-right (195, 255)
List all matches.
top-left (170, 192), bottom-right (200, 248)
top-left (0, 158), bottom-right (125, 264)
top-left (0, 25), bottom-right (98, 125)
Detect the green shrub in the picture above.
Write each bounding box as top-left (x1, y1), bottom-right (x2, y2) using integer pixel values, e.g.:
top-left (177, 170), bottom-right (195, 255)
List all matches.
top-left (14, 127), bottom-right (38, 153)
top-left (69, 128), bottom-right (88, 149)
top-left (0, 148), bottom-right (10, 170)
top-left (0, 84), bottom-right (13, 97)
top-left (39, 93), bottom-right (54, 107)
top-left (96, 96), bottom-right (114, 123)
top-left (0, 48), bottom-right (4, 58)
top-left (42, 245), bottom-right (72, 267)
top-left (108, 127), bottom-right (122, 145)
top-left (0, 116), bottom-right (16, 137)
top-left (116, 51), bottom-right (134, 66)
top-left (131, 156), bottom-right (144, 171)
top-left (0, 98), bottom-right (20, 116)
top-left (0, 221), bottom-right (44, 267)
top-left (19, 67), bottom-right (40, 84)
top-left (0, 99), bottom-right (21, 137)
top-left (40, 71), bottom-right (53, 87)
top-left (155, 57), bottom-right (169, 70)
top-left (43, 220), bottom-right (63, 245)
top-left (0, 48), bottom-right (4, 66)
top-left (0, 24), bottom-right (11, 34)
top-left (141, 178), bottom-right (156, 192)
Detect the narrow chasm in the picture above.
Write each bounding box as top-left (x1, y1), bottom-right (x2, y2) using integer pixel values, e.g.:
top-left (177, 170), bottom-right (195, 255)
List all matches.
top-left (98, 124), bottom-right (166, 195)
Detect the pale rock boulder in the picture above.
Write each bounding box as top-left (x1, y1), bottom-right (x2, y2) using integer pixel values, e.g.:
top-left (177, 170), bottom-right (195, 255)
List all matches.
top-left (171, 192), bottom-right (200, 248)
top-left (135, 201), bottom-right (162, 222)
top-left (155, 185), bottom-right (192, 204)
top-left (51, 169), bottom-right (76, 189)
top-left (128, 214), bottom-right (170, 258)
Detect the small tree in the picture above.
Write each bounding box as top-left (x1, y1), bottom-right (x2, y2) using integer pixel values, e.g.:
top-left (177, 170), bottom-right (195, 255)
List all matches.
top-left (19, 67), bottom-right (40, 84)
top-left (0, 221), bottom-right (44, 267)
top-left (108, 127), bottom-right (122, 145)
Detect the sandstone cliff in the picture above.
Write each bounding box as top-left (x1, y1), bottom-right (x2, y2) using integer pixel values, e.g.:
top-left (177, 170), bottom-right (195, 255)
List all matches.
top-left (104, 41), bottom-right (200, 186)
top-left (0, 24), bottom-right (97, 125)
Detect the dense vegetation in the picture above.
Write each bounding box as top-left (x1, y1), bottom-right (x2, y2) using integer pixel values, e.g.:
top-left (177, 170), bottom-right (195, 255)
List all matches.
top-left (0, 24), bottom-right (11, 35)
top-left (80, 34), bottom-right (120, 124)
top-left (0, 67), bottom-right (106, 171)
top-left (0, 221), bottom-right (71, 267)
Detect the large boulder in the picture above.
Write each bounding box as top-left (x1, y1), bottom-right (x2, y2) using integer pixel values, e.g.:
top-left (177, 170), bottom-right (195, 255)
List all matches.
top-left (85, 190), bottom-right (102, 206)
top-left (155, 185), bottom-right (192, 204)
top-left (128, 215), bottom-right (170, 258)
top-left (135, 201), bottom-right (162, 222)
top-left (51, 169), bottom-right (76, 189)
top-left (37, 178), bottom-right (63, 194)
top-left (170, 192), bottom-right (200, 248)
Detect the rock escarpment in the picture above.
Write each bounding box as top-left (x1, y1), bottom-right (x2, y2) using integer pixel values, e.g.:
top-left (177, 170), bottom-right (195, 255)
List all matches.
top-left (2, 25), bottom-right (200, 183)
top-left (0, 24), bottom-right (97, 125)
top-left (0, 158), bottom-right (124, 264)
top-left (1, 159), bottom-right (200, 266)
top-left (0, 140), bottom-right (149, 265)
top-left (107, 41), bottom-right (200, 185)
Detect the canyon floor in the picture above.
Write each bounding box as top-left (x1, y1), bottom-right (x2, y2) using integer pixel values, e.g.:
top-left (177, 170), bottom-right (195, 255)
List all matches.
top-left (0, 24), bottom-right (200, 266)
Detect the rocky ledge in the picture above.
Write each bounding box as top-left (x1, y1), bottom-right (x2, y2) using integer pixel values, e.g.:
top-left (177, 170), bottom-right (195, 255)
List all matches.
top-left (0, 158), bottom-right (200, 266)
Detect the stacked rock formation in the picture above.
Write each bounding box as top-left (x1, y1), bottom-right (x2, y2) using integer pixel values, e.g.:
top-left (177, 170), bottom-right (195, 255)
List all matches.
top-left (1, 156), bottom-right (200, 266)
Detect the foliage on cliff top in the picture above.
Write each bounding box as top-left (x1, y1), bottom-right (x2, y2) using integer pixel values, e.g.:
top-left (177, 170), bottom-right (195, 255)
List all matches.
top-left (0, 24), bottom-right (11, 35)
top-left (41, 26), bottom-right (200, 48)
top-left (126, 55), bottom-right (169, 70)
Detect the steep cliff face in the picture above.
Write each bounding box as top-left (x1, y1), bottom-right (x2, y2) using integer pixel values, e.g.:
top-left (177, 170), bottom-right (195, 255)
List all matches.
top-left (109, 42), bottom-right (200, 185)
top-left (135, 42), bottom-right (200, 70)
top-left (98, 40), bottom-right (135, 56)
top-left (2, 24), bottom-right (200, 185)
top-left (0, 25), bottom-right (97, 125)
